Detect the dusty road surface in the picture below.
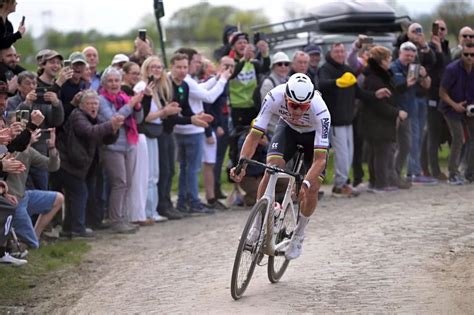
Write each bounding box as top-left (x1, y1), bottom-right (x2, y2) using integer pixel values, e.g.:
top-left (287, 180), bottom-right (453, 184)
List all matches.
top-left (29, 184), bottom-right (473, 314)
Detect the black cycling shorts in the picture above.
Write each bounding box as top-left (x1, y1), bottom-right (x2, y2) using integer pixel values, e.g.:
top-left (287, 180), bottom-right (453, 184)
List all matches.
top-left (267, 119), bottom-right (319, 173)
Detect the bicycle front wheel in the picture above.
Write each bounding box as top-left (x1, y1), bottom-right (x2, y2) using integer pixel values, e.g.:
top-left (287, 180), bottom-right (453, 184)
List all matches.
top-left (267, 202), bottom-right (297, 283)
top-left (230, 198), bottom-right (268, 300)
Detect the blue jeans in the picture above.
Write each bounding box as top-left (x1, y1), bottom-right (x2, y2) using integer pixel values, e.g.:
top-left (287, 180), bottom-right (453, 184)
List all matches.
top-left (12, 190), bottom-right (57, 248)
top-left (408, 97), bottom-right (427, 176)
top-left (58, 169), bottom-right (88, 233)
top-left (26, 166), bottom-right (49, 190)
top-left (175, 132), bottom-right (204, 208)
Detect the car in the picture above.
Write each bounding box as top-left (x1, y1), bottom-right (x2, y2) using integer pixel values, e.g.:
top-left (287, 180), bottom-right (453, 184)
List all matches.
top-left (251, 0), bottom-right (411, 61)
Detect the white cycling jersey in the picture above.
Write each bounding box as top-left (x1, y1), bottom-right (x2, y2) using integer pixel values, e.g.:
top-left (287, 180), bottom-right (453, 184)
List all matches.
top-left (252, 84), bottom-right (331, 149)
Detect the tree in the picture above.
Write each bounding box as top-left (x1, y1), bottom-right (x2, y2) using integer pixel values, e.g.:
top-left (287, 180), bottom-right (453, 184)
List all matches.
top-left (164, 3), bottom-right (269, 45)
top-left (436, 0), bottom-right (474, 39)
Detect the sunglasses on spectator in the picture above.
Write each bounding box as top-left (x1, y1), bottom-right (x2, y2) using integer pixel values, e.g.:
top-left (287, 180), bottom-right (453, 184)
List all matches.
top-left (462, 34), bottom-right (474, 39)
top-left (439, 27), bottom-right (446, 31)
top-left (412, 28), bottom-right (423, 34)
top-left (275, 62), bottom-right (290, 67)
top-left (463, 53), bottom-right (474, 57)
top-left (401, 47), bottom-right (417, 52)
top-left (287, 99), bottom-right (311, 111)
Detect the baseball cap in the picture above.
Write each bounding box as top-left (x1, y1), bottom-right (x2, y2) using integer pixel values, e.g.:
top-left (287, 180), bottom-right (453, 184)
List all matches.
top-left (0, 81), bottom-right (8, 95)
top-left (303, 44), bottom-right (322, 55)
top-left (69, 51), bottom-right (88, 66)
top-left (38, 49), bottom-right (63, 65)
top-left (270, 51), bottom-right (291, 67)
top-left (400, 41), bottom-right (417, 52)
top-left (111, 54), bottom-right (130, 65)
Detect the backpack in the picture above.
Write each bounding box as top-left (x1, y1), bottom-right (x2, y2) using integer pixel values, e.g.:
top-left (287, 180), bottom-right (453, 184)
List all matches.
top-left (252, 75), bottom-right (276, 111)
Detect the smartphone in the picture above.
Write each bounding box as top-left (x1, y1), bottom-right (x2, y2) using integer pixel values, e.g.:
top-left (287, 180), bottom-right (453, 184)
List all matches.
top-left (360, 37), bottom-right (374, 44)
top-left (408, 63), bottom-right (420, 81)
top-left (64, 59), bottom-right (71, 67)
top-left (20, 110), bottom-right (30, 121)
top-left (432, 22), bottom-right (439, 36)
top-left (40, 129), bottom-right (51, 134)
top-left (21, 16), bottom-right (25, 25)
top-left (15, 110), bottom-right (22, 122)
top-left (4, 70), bottom-right (14, 81)
top-left (148, 75), bottom-right (154, 82)
top-left (138, 29), bottom-right (147, 41)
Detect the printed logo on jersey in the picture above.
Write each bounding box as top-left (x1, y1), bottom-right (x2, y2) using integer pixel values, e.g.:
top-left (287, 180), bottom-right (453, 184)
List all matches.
top-left (271, 142), bottom-right (278, 149)
top-left (321, 118), bottom-right (330, 139)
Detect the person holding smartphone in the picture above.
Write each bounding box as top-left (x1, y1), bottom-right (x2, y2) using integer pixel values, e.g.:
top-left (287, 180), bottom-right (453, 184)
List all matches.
top-left (0, 1), bottom-right (26, 49)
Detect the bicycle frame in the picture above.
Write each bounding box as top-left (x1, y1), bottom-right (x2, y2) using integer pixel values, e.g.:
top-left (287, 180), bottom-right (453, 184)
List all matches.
top-left (237, 146), bottom-right (305, 257)
top-left (260, 171), bottom-right (299, 256)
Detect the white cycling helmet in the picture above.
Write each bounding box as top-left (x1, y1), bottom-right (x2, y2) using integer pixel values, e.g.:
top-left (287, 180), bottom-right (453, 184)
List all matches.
top-left (285, 73), bottom-right (315, 104)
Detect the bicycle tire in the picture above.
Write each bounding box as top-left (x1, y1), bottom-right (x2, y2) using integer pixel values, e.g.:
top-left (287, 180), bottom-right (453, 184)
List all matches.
top-left (267, 202), bottom-right (296, 283)
top-left (230, 198), bottom-right (268, 300)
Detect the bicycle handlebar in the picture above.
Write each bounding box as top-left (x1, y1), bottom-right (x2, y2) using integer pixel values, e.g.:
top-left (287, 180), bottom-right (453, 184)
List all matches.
top-left (235, 157), bottom-right (303, 181)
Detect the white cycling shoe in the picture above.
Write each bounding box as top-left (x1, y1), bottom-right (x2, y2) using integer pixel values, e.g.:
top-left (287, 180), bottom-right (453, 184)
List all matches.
top-left (285, 234), bottom-right (305, 260)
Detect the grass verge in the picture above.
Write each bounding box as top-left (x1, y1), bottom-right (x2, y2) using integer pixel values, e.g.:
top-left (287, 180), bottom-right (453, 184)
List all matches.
top-left (0, 240), bottom-right (91, 302)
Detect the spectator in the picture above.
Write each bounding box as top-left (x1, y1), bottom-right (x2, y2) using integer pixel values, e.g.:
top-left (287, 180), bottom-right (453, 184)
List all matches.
top-left (359, 46), bottom-right (408, 191)
top-left (391, 42), bottom-right (422, 182)
top-left (0, 181), bottom-right (24, 265)
top-left (347, 37), bottom-right (374, 188)
top-left (8, 129), bottom-right (64, 249)
top-left (121, 62), bottom-right (140, 94)
top-left (56, 90), bottom-right (122, 237)
top-left (6, 70), bottom-right (36, 111)
top-left (439, 43), bottom-right (474, 184)
top-left (0, 46), bottom-right (25, 94)
top-left (213, 24), bottom-right (237, 61)
top-left (174, 47), bottom-right (230, 214)
top-left (228, 32), bottom-right (270, 128)
top-left (36, 49), bottom-right (71, 98)
top-left (318, 42), bottom-right (391, 196)
top-left (59, 51), bottom-right (89, 123)
top-left (421, 19), bottom-right (451, 181)
top-left (213, 56), bottom-right (235, 201)
top-left (166, 52), bottom-right (214, 215)
top-left (132, 55), bottom-right (180, 223)
top-left (259, 51), bottom-right (291, 134)
top-left (0, 0), bottom-right (25, 49)
top-left (98, 67), bottom-right (143, 233)
top-left (303, 44), bottom-right (322, 86)
top-left (451, 27), bottom-right (474, 60)
top-left (111, 54), bottom-right (129, 70)
top-left (129, 37), bottom-right (153, 67)
top-left (289, 51), bottom-right (317, 88)
top-left (82, 46), bottom-right (101, 90)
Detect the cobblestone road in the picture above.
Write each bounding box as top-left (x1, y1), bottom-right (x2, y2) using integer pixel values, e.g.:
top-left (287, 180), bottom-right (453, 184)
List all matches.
top-left (36, 184), bottom-right (474, 314)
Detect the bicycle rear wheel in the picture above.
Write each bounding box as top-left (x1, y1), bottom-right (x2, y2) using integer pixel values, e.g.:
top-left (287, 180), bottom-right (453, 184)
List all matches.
top-left (230, 199), bottom-right (268, 300)
top-left (267, 202), bottom-right (297, 283)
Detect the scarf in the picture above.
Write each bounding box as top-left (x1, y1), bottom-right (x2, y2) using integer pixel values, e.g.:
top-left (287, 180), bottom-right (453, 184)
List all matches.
top-left (100, 88), bottom-right (138, 145)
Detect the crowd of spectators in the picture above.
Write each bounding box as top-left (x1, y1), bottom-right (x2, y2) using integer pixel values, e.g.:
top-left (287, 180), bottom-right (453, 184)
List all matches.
top-left (0, 0), bottom-right (473, 266)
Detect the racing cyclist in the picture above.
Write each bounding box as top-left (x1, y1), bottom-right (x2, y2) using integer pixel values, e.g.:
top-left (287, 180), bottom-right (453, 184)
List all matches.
top-left (230, 73), bottom-right (330, 260)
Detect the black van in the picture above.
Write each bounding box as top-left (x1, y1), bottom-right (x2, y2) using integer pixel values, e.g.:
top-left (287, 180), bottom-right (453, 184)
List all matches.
top-left (251, 0), bottom-right (411, 60)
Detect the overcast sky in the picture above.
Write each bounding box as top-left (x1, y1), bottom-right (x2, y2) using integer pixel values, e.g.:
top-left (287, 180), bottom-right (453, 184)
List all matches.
top-left (10, 0), bottom-right (442, 37)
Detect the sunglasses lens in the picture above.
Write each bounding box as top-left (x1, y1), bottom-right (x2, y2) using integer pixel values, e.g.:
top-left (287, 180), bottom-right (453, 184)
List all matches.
top-left (288, 100), bottom-right (310, 110)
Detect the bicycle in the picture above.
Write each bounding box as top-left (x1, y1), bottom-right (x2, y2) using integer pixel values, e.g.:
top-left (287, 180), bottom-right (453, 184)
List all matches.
top-left (230, 145), bottom-right (305, 300)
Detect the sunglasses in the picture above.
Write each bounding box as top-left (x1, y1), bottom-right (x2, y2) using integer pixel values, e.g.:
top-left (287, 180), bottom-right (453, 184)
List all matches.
top-left (463, 53), bottom-right (474, 57)
top-left (287, 99), bottom-right (311, 111)
top-left (275, 62), bottom-right (290, 67)
top-left (439, 27), bottom-right (446, 31)
top-left (412, 27), bottom-right (423, 34)
top-left (462, 34), bottom-right (474, 39)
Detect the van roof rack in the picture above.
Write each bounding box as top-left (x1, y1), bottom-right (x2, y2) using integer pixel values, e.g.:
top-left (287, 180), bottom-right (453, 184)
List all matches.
top-left (251, 1), bottom-right (411, 48)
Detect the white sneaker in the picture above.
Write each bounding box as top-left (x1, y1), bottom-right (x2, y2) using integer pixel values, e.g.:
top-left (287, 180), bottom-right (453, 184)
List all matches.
top-left (285, 234), bottom-right (305, 260)
top-left (152, 214), bottom-right (169, 223)
top-left (246, 226), bottom-right (260, 245)
top-left (0, 253), bottom-right (28, 266)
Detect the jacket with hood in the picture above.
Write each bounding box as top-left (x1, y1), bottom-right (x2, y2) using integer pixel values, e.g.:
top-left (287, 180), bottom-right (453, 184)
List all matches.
top-left (317, 53), bottom-right (375, 126)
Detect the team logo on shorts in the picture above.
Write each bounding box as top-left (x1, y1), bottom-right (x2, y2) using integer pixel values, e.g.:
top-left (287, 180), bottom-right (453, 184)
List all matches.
top-left (321, 118), bottom-right (330, 139)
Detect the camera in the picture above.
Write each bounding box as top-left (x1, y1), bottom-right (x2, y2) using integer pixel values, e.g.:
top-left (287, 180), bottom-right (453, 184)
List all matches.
top-left (64, 59), bottom-right (71, 67)
top-left (14, 110), bottom-right (29, 122)
top-left (466, 104), bottom-right (474, 117)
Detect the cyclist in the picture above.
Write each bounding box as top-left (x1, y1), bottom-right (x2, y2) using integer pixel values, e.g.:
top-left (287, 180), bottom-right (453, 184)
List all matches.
top-left (230, 73), bottom-right (330, 260)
